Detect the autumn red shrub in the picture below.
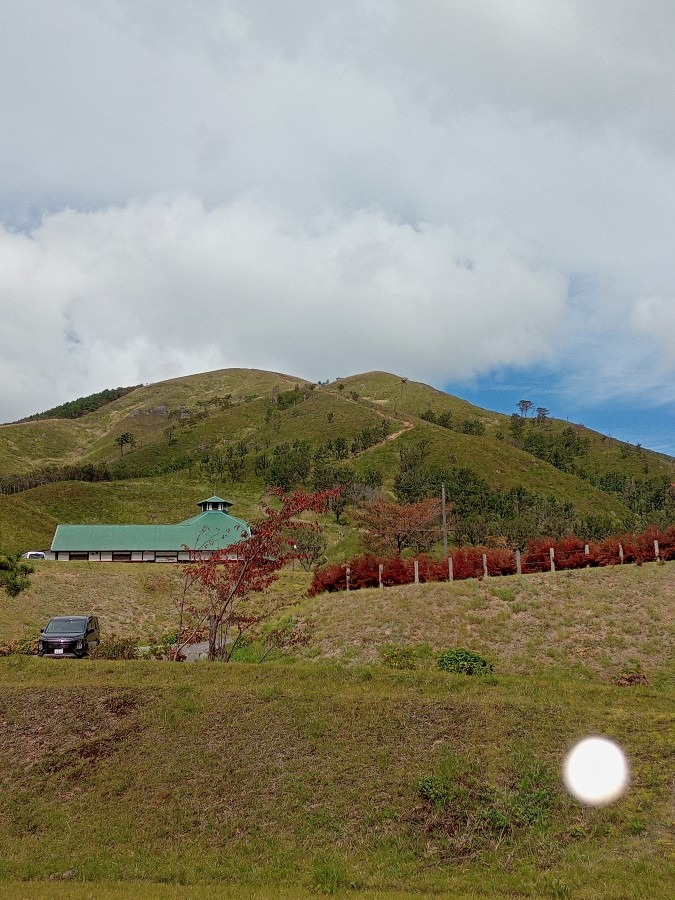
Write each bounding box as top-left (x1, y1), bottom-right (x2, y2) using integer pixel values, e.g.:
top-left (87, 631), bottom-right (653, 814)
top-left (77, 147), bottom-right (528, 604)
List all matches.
top-left (485, 548), bottom-right (518, 576)
top-left (349, 554), bottom-right (380, 589)
top-left (549, 535), bottom-right (588, 570)
top-left (423, 556), bottom-right (452, 582)
top-left (307, 524), bottom-right (675, 597)
top-left (308, 563), bottom-right (346, 596)
top-left (382, 555), bottom-right (412, 586)
top-left (594, 535), bottom-right (629, 566)
top-left (659, 525), bottom-right (675, 560)
top-left (522, 539), bottom-right (553, 573)
top-left (450, 547), bottom-right (485, 580)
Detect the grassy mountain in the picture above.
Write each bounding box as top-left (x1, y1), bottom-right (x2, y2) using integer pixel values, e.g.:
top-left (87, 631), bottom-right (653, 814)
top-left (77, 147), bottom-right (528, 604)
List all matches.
top-left (1, 369), bottom-right (674, 898)
top-left (0, 368), bottom-right (673, 555)
top-left (10, 385), bottom-right (140, 423)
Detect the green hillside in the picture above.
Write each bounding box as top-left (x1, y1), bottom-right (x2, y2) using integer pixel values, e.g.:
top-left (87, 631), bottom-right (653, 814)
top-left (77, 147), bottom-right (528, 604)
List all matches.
top-left (0, 653), bottom-right (672, 898)
top-left (1, 368), bottom-right (673, 555)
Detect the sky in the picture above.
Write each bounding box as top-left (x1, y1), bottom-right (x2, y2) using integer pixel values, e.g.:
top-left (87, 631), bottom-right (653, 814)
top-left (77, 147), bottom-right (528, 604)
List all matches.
top-left (1, 1), bottom-right (674, 455)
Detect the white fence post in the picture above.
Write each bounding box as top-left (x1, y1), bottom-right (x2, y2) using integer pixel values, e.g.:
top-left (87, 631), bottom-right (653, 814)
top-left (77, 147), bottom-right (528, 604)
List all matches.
top-left (654, 539), bottom-right (660, 559)
top-left (516, 549), bottom-right (522, 575)
top-left (482, 553), bottom-right (488, 578)
top-left (619, 543), bottom-right (624, 563)
top-left (346, 566), bottom-right (350, 591)
top-left (414, 559), bottom-right (419, 584)
top-left (448, 557), bottom-right (454, 582)
top-left (378, 563), bottom-right (383, 588)
top-left (550, 547), bottom-right (555, 573)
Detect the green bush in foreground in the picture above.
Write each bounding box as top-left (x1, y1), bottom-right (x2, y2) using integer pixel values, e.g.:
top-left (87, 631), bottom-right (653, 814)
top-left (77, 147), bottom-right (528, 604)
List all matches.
top-left (437, 648), bottom-right (493, 675)
top-left (0, 553), bottom-right (33, 597)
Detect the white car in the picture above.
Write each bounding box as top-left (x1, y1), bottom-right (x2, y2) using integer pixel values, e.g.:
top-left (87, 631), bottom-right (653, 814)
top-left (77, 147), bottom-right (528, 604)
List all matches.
top-left (22, 551), bottom-right (46, 560)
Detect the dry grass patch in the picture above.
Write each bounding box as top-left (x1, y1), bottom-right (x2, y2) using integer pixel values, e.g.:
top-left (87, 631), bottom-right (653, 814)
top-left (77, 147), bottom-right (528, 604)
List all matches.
top-left (0, 563), bottom-right (182, 641)
top-left (297, 562), bottom-right (675, 681)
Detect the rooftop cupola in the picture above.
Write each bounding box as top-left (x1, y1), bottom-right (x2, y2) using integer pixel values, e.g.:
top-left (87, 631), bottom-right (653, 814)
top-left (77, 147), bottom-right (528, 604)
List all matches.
top-left (197, 496), bottom-right (233, 513)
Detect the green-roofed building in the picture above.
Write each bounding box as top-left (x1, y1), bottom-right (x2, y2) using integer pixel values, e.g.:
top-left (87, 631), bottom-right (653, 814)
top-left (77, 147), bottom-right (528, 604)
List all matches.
top-left (50, 497), bottom-right (251, 563)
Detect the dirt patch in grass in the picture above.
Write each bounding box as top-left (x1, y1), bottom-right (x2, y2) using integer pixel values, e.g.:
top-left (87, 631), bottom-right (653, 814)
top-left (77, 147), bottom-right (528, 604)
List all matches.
top-left (0, 687), bottom-right (149, 773)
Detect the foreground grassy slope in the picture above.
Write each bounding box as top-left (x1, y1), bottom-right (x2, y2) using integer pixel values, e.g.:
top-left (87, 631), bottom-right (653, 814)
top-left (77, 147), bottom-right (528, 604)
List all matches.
top-left (299, 563), bottom-right (675, 682)
top-left (0, 658), bottom-right (673, 898)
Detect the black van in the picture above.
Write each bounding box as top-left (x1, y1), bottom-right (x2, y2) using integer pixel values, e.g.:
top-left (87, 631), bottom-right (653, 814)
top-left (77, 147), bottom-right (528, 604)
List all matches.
top-left (38, 616), bottom-right (100, 658)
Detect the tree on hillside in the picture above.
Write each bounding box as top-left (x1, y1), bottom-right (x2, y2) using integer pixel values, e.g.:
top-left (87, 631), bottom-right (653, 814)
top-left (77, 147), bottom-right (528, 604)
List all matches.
top-left (115, 431), bottom-right (136, 456)
top-left (517, 400), bottom-right (534, 418)
top-left (0, 553), bottom-right (34, 597)
top-left (294, 525), bottom-right (328, 571)
top-left (176, 488), bottom-right (336, 661)
top-left (353, 497), bottom-right (442, 556)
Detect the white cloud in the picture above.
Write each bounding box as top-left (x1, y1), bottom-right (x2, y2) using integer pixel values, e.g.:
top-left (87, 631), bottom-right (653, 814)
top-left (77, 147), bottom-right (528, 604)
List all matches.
top-left (631, 297), bottom-right (675, 364)
top-left (0, 197), bottom-right (566, 420)
top-left (1, 2), bottom-right (675, 426)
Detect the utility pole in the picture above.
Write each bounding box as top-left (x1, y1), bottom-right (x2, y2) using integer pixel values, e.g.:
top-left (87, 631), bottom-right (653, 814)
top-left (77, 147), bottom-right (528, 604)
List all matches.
top-left (441, 483), bottom-right (448, 560)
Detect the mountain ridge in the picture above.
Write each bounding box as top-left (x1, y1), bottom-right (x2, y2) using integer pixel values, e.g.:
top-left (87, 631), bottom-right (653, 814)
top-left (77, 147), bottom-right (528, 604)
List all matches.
top-left (0, 367), bottom-right (673, 555)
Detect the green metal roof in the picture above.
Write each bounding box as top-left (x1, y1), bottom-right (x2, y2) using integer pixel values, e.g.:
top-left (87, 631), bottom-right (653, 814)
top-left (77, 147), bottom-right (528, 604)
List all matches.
top-left (51, 510), bottom-right (250, 553)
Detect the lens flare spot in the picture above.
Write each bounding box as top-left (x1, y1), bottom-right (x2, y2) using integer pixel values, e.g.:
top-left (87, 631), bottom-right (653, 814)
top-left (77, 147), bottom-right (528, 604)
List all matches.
top-left (563, 737), bottom-right (629, 806)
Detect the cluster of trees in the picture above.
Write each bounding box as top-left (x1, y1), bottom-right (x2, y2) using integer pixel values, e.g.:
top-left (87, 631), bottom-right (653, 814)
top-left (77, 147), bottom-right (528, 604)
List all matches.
top-left (314, 420), bottom-right (391, 460)
top-left (582, 471), bottom-right (675, 523)
top-left (518, 423), bottom-right (591, 472)
top-left (272, 385), bottom-right (312, 410)
top-left (201, 442), bottom-right (249, 483)
top-left (252, 439), bottom-right (383, 523)
top-left (115, 432), bottom-right (137, 455)
top-left (0, 462), bottom-right (113, 495)
top-left (12, 386), bottom-right (139, 423)
top-left (419, 408), bottom-right (486, 435)
top-left (515, 399), bottom-right (550, 420)
top-left (390, 441), bottom-right (629, 546)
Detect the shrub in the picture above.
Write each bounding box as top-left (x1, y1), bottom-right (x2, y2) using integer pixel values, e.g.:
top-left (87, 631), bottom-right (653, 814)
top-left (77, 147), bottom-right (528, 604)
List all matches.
top-left (90, 637), bottom-right (139, 660)
top-left (380, 644), bottom-right (416, 670)
top-left (308, 563), bottom-right (346, 596)
top-left (437, 648), bottom-right (493, 675)
top-left (0, 638), bottom-right (37, 657)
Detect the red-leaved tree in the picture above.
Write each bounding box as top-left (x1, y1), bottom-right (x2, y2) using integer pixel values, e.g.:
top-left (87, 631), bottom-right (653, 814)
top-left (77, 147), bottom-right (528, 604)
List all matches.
top-left (176, 488), bottom-right (336, 661)
top-left (353, 496), bottom-right (442, 556)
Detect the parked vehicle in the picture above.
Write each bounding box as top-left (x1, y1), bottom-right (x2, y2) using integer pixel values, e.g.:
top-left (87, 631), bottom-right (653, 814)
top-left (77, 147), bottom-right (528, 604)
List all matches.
top-left (38, 616), bottom-right (100, 658)
top-left (22, 551), bottom-right (46, 560)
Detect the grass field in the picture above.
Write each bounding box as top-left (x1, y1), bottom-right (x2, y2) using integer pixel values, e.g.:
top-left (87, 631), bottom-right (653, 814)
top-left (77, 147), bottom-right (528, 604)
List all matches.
top-left (6, 560), bottom-right (674, 684)
top-left (1, 558), bottom-right (673, 897)
top-left (0, 658), bottom-right (673, 898)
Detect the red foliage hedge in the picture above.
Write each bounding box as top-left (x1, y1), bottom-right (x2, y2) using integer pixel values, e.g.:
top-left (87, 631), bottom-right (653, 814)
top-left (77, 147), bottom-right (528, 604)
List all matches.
top-left (308, 525), bottom-right (675, 596)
